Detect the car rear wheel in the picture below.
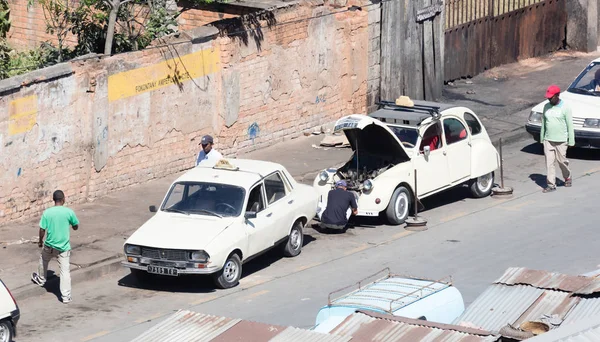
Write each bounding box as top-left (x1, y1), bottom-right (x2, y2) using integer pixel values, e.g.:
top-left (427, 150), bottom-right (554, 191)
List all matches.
top-left (0, 320), bottom-right (13, 342)
top-left (469, 172), bottom-right (494, 198)
top-left (282, 221), bottom-right (303, 257)
top-left (214, 253), bottom-right (242, 289)
top-left (386, 186), bottom-right (411, 225)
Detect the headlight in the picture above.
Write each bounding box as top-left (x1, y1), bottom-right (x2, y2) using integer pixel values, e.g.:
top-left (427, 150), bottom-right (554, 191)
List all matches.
top-left (125, 244), bottom-right (141, 255)
top-left (528, 111), bottom-right (542, 123)
top-left (190, 250), bottom-right (210, 263)
top-left (584, 119), bottom-right (600, 128)
top-left (319, 171), bottom-right (329, 181)
top-left (363, 179), bottom-right (373, 191)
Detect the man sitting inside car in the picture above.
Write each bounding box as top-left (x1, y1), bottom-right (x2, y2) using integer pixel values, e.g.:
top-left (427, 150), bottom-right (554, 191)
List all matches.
top-left (320, 180), bottom-right (358, 231)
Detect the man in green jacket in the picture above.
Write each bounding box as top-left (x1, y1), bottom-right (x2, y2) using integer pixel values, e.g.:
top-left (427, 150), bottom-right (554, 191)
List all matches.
top-left (540, 85), bottom-right (575, 193)
top-left (31, 190), bottom-right (79, 304)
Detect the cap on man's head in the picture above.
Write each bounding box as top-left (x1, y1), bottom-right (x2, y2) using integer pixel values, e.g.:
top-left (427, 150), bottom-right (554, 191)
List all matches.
top-left (545, 85), bottom-right (561, 99)
top-left (335, 180), bottom-right (347, 188)
top-left (200, 135), bottom-right (214, 145)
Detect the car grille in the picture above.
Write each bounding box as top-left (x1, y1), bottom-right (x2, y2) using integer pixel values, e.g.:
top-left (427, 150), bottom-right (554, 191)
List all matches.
top-left (141, 247), bottom-right (188, 261)
top-left (573, 117), bottom-right (585, 128)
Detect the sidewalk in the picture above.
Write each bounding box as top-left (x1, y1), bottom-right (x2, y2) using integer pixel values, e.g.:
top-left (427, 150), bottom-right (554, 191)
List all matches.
top-left (1, 49), bottom-right (599, 300)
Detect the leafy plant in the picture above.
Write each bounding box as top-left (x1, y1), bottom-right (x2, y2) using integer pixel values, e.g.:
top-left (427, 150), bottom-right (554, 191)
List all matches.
top-left (0, 40), bottom-right (57, 80)
top-left (0, 0), bottom-right (11, 38)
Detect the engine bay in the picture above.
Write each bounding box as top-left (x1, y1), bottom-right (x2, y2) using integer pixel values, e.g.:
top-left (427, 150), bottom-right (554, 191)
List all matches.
top-left (336, 152), bottom-right (395, 191)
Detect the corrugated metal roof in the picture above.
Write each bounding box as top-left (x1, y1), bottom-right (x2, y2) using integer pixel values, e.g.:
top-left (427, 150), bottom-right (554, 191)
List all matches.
top-left (526, 314), bottom-right (600, 341)
top-left (331, 276), bottom-right (451, 314)
top-left (129, 310), bottom-right (352, 342)
top-left (513, 290), bottom-right (580, 327)
top-left (495, 267), bottom-right (600, 294)
top-left (562, 297), bottom-right (600, 326)
top-left (270, 327), bottom-right (351, 342)
top-left (330, 311), bottom-right (498, 341)
top-left (130, 310), bottom-right (241, 342)
top-left (453, 284), bottom-right (544, 332)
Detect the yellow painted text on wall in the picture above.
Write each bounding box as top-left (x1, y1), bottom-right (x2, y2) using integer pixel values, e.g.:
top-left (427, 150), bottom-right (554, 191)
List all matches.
top-left (9, 95), bottom-right (38, 135)
top-left (108, 48), bottom-right (220, 102)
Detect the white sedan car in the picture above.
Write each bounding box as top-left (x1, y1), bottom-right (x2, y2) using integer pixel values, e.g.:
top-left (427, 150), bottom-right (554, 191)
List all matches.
top-left (526, 57), bottom-right (600, 148)
top-left (314, 99), bottom-right (500, 225)
top-left (122, 159), bottom-right (318, 289)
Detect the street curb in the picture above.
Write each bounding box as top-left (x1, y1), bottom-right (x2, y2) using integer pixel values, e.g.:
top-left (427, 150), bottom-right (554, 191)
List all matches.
top-left (13, 254), bottom-right (124, 301)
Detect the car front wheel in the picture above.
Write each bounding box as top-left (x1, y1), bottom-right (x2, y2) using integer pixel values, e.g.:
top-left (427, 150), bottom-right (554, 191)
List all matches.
top-left (0, 320), bottom-right (13, 342)
top-left (214, 253), bottom-right (242, 289)
top-left (469, 172), bottom-right (494, 198)
top-left (282, 221), bottom-right (303, 257)
top-left (386, 186), bottom-right (411, 225)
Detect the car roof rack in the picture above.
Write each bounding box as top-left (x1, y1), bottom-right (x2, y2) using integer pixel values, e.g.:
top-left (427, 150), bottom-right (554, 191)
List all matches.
top-left (376, 100), bottom-right (442, 120)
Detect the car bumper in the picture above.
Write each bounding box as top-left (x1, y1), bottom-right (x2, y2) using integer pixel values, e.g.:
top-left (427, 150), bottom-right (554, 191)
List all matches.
top-left (121, 261), bottom-right (221, 275)
top-left (526, 123), bottom-right (600, 148)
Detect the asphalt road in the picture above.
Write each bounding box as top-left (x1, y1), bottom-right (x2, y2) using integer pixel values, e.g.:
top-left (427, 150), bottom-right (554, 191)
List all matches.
top-left (14, 137), bottom-right (600, 342)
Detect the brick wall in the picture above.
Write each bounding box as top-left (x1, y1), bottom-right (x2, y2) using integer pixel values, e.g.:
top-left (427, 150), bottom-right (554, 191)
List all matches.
top-left (0, 0), bottom-right (372, 225)
top-left (177, 0), bottom-right (246, 32)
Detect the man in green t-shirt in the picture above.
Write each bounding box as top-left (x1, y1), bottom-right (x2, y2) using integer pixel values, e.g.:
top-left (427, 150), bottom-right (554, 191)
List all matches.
top-left (540, 85), bottom-right (575, 193)
top-left (31, 190), bottom-right (80, 304)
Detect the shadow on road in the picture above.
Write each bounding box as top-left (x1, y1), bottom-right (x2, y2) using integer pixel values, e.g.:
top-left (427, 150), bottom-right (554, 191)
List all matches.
top-left (521, 142), bottom-right (600, 161)
top-left (116, 234), bottom-right (316, 293)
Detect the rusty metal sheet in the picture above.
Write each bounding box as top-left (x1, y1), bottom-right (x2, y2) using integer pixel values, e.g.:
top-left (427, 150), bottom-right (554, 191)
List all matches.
top-left (210, 319), bottom-right (286, 342)
top-left (495, 267), bottom-right (600, 294)
top-left (444, 0), bottom-right (566, 82)
top-left (331, 311), bottom-right (498, 341)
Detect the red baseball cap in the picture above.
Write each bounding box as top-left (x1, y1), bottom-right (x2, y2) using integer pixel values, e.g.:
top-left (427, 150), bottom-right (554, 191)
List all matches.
top-left (545, 85), bottom-right (561, 99)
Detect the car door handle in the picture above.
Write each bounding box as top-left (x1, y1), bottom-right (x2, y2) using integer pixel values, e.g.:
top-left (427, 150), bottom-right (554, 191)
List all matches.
top-left (288, 199), bottom-right (294, 204)
top-left (443, 151), bottom-right (447, 155)
top-left (266, 212), bottom-right (273, 217)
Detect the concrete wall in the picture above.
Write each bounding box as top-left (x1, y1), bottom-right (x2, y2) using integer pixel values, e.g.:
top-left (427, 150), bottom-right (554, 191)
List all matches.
top-left (0, 0), bottom-right (372, 224)
top-left (567, 0), bottom-right (598, 52)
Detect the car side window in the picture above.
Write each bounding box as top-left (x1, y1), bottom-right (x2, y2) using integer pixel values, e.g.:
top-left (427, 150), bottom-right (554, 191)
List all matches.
top-left (264, 172), bottom-right (287, 205)
top-left (464, 113), bottom-right (482, 135)
top-left (419, 122), bottom-right (443, 152)
top-left (246, 184), bottom-right (265, 213)
top-left (443, 118), bottom-right (469, 145)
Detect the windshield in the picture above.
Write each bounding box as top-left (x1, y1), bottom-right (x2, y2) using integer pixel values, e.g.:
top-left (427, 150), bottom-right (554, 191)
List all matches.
top-left (568, 62), bottom-right (600, 96)
top-left (388, 125), bottom-right (419, 147)
top-left (161, 182), bottom-right (246, 217)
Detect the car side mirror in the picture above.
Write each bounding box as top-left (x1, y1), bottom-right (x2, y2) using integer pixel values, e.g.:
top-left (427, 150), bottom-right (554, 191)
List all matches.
top-left (423, 146), bottom-right (430, 157)
top-left (149, 205), bottom-right (157, 213)
top-left (245, 211), bottom-right (257, 219)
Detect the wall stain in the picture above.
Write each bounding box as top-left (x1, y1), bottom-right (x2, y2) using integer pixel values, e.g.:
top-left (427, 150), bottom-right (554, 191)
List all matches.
top-left (248, 122), bottom-right (260, 141)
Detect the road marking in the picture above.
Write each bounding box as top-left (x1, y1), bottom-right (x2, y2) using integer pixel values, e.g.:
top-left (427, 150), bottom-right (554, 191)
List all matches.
top-left (240, 275), bottom-right (273, 288)
top-left (500, 200), bottom-right (535, 212)
top-left (392, 231), bottom-right (414, 240)
top-left (134, 312), bottom-right (164, 323)
top-left (583, 167), bottom-right (600, 175)
top-left (343, 244), bottom-right (370, 255)
top-left (191, 293), bottom-right (220, 305)
top-left (240, 290), bottom-right (270, 301)
top-left (439, 211), bottom-right (468, 223)
top-left (295, 262), bottom-right (322, 272)
top-left (81, 331), bottom-right (110, 341)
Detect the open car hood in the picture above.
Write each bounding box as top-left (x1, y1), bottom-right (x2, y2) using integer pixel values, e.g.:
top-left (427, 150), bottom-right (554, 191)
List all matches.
top-left (333, 115), bottom-right (411, 162)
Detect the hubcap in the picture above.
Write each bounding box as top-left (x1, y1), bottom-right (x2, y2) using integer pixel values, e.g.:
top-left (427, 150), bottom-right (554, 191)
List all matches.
top-left (395, 193), bottom-right (409, 219)
top-left (0, 324), bottom-right (8, 342)
top-left (477, 173), bottom-right (493, 192)
top-left (223, 259), bottom-right (239, 283)
top-left (290, 228), bottom-right (301, 250)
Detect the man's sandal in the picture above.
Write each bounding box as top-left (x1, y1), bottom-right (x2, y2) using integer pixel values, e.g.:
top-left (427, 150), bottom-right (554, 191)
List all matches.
top-left (564, 178), bottom-right (572, 187)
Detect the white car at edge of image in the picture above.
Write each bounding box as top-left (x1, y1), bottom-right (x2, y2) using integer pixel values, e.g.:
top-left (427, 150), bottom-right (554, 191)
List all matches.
top-left (314, 99), bottom-right (500, 225)
top-left (526, 58), bottom-right (600, 148)
top-left (0, 278), bottom-right (19, 342)
top-left (122, 158), bottom-right (319, 289)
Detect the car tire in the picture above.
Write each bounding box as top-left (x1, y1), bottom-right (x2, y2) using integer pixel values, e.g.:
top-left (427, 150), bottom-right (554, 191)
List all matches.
top-left (385, 186), bottom-right (411, 225)
top-left (0, 320), bottom-right (13, 342)
top-left (214, 253), bottom-right (242, 289)
top-left (469, 172), bottom-right (494, 198)
top-left (282, 221), bottom-right (303, 257)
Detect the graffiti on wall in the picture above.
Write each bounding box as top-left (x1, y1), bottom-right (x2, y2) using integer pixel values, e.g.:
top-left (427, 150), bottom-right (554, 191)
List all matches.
top-left (107, 48), bottom-right (221, 102)
top-left (8, 95), bottom-right (38, 135)
top-left (248, 122), bottom-right (260, 141)
top-left (315, 94), bottom-right (326, 104)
